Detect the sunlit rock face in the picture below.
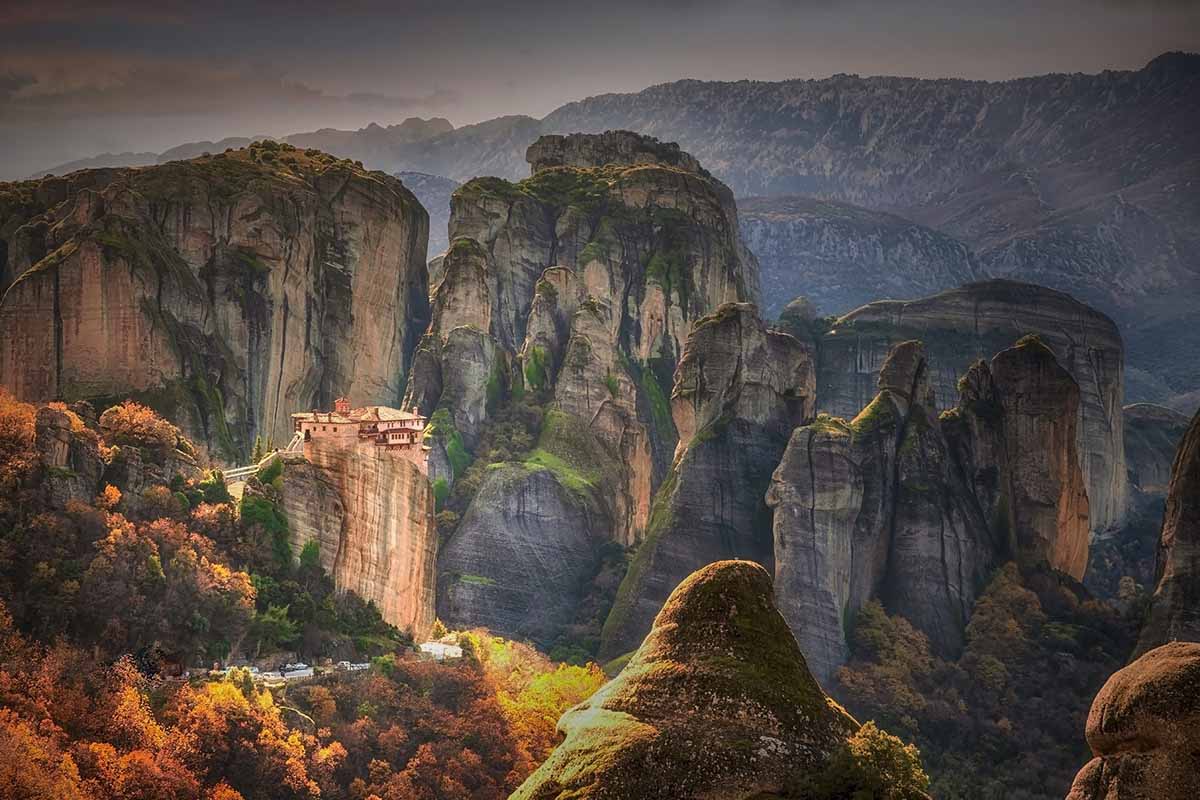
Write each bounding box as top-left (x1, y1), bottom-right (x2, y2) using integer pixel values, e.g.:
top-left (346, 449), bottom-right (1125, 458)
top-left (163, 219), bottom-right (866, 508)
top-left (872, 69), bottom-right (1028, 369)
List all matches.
top-left (1136, 408), bottom-right (1200, 655)
top-left (768, 338), bottom-right (1089, 684)
top-left (599, 303), bottom-right (815, 660)
top-left (0, 144), bottom-right (430, 462)
top-left (513, 560), bottom-right (858, 800)
top-left (280, 441), bottom-right (437, 640)
top-left (816, 280), bottom-right (1125, 535)
top-left (405, 131), bottom-right (760, 642)
top-left (1066, 642), bottom-right (1200, 800)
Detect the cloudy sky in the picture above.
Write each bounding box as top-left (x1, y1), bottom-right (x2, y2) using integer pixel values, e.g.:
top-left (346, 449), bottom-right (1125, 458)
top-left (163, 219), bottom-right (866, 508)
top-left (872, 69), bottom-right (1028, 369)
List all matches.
top-left (1, 0), bottom-right (1197, 178)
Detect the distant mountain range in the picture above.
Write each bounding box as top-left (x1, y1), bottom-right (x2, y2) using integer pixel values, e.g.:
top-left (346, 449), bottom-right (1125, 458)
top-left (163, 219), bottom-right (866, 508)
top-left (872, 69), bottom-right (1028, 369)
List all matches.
top-left (21, 52), bottom-right (1200, 408)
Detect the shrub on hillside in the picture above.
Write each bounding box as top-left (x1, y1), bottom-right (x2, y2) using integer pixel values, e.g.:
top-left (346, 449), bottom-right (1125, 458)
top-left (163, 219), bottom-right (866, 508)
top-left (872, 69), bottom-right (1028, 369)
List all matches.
top-left (99, 400), bottom-right (189, 455)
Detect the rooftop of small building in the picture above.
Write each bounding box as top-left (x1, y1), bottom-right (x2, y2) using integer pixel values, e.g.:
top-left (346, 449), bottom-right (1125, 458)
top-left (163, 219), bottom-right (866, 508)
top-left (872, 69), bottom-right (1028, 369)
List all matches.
top-left (291, 403), bottom-right (425, 423)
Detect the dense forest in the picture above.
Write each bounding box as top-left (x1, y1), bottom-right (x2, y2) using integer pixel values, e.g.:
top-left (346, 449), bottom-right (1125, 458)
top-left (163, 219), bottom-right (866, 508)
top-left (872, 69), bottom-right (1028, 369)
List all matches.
top-left (0, 390), bottom-right (604, 799)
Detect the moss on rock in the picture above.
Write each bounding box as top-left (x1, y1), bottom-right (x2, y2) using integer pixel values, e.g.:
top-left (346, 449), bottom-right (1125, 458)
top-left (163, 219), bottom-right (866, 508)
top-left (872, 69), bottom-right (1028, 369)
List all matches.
top-left (514, 561), bottom-right (860, 799)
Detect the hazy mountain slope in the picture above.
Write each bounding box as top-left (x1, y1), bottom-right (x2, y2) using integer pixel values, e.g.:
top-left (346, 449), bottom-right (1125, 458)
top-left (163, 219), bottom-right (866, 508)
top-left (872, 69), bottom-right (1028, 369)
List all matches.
top-left (739, 196), bottom-right (979, 316)
top-left (396, 171), bottom-right (460, 258)
top-left (23, 55), bottom-right (1200, 405)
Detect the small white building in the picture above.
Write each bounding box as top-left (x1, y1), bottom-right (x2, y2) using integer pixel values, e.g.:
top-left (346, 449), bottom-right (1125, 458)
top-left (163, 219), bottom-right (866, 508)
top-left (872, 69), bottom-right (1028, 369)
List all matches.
top-left (419, 641), bottom-right (463, 661)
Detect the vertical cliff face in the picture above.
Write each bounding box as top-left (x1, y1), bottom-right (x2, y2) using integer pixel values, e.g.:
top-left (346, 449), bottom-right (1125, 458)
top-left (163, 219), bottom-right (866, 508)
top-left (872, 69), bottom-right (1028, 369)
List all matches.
top-left (436, 461), bottom-right (607, 643)
top-left (404, 132), bottom-right (760, 643)
top-left (280, 440), bottom-right (437, 639)
top-left (817, 279), bottom-right (1126, 534)
top-left (990, 337), bottom-right (1091, 579)
top-left (0, 144), bottom-right (431, 461)
top-left (600, 303), bottom-right (815, 659)
top-left (514, 561), bottom-right (858, 800)
top-left (770, 338), bottom-right (1089, 683)
top-left (1135, 408), bottom-right (1200, 655)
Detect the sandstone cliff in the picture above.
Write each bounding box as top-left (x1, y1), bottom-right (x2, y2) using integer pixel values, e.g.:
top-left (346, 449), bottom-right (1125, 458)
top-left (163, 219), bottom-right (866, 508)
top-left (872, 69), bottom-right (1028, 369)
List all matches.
top-left (1135, 408), bottom-right (1200, 655)
top-left (1066, 642), bottom-right (1200, 800)
top-left (279, 440), bottom-right (437, 639)
top-left (0, 142), bottom-right (431, 460)
top-left (402, 132), bottom-right (760, 643)
top-left (600, 303), bottom-right (814, 659)
top-left (769, 338), bottom-right (1089, 683)
top-left (513, 561), bottom-right (858, 800)
top-left (817, 280), bottom-right (1125, 534)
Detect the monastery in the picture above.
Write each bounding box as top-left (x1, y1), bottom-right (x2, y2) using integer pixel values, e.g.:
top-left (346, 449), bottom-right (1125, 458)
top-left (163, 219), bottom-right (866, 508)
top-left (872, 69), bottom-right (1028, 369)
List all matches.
top-left (291, 397), bottom-right (430, 475)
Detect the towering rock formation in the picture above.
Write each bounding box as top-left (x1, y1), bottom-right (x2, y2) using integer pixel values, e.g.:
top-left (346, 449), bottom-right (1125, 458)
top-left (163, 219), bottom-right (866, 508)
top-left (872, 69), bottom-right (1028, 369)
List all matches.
top-left (513, 561), bottom-right (858, 800)
top-left (279, 439), bottom-right (437, 639)
top-left (0, 143), bottom-right (431, 460)
top-left (1066, 642), bottom-right (1200, 800)
top-left (600, 303), bottom-right (814, 659)
top-left (1135, 408), bottom-right (1200, 655)
top-left (817, 280), bottom-right (1125, 534)
top-left (990, 338), bottom-right (1091, 578)
top-left (406, 131), bottom-right (760, 643)
top-left (770, 337), bottom-right (1089, 683)
top-left (739, 196), bottom-right (979, 318)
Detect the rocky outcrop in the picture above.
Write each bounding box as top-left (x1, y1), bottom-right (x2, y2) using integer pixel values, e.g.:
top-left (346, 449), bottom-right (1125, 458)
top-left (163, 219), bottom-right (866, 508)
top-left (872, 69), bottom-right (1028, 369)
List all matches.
top-left (513, 560), bottom-right (858, 800)
top-left (600, 304), bottom-right (814, 659)
top-left (739, 196), bottom-right (978, 318)
top-left (991, 338), bottom-right (1091, 579)
top-left (280, 438), bottom-right (437, 639)
top-left (437, 462), bottom-right (605, 644)
top-left (769, 338), bottom-right (1089, 683)
top-left (526, 130), bottom-right (705, 175)
top-left (0, 142), bottom-right (431, 461)
top-left (406, 132), bottom-right (760, 641)
top-left (817, 280), bottom-right (1126, 534)
top-left (34, 405), bottom-right (104, 509)
top-left (1135, 409), bottom-right (1200, 655)
top-left (1066, 642), bottom-right (1200, 800)
top-left (31, 400), bottom-right (204, 515)
top-left (769, 342), bottom-right (993, 680)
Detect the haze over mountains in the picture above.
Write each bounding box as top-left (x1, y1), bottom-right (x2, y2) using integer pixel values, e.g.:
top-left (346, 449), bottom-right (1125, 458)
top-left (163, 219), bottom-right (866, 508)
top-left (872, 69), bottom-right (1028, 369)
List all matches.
top-left (32, 53), bottom-right (1200, 412)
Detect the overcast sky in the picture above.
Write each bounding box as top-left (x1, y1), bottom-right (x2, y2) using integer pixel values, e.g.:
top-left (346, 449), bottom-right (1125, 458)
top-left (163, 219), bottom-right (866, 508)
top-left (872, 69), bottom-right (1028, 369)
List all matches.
top-left (1, 0), bottom-right (1197, 178)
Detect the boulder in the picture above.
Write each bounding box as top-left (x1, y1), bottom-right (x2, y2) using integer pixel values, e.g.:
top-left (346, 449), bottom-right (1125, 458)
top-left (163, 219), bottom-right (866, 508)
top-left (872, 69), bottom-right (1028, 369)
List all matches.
top-left (513, 560), bottom-right (858, 800)
top-left (1066, 642), bottom-right (1200, 800)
